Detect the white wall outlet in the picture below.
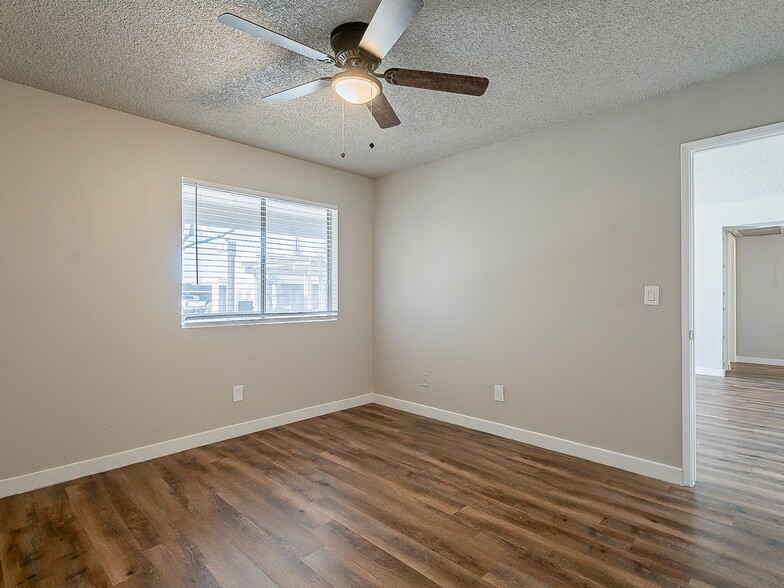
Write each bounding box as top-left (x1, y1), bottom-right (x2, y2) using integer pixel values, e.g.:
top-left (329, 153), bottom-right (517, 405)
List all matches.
top-left (232, 384), bottom-right (244, 402)
top-left (493, 384), bottom-right (504, 402)
top-left (644, 285), bottom-right (660, 305)
top-left (421, 372), bottom-right (430, 387)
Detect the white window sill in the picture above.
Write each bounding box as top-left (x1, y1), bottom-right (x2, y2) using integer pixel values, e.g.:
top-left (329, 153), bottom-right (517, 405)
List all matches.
top-left (181, 314), bottom-right (338, 329)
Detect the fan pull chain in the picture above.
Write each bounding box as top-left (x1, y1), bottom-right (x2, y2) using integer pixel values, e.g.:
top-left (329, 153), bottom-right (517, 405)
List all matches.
top-left (369, 95), bottom-right (375, 151)
top-left (340, 100), bottom-right (346, 159)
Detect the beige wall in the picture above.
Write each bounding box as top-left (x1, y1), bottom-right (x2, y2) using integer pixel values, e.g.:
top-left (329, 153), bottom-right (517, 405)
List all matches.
top-left (5, 59), bottom-right (784, 481)
top-left (374, 60), bottom-right (784, 467)
top-left (0, 80), bottom-right (373, 480)
top-left (737, 233), bottom-right (784, 362)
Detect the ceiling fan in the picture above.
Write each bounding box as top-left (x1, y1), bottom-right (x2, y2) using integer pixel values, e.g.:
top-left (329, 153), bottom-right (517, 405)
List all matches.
top-left (218, 0), bottom-right (489, 129)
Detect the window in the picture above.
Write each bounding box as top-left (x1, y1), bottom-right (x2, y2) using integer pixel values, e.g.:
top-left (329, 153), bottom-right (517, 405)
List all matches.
top-left (181, 179), bottom-right (337, 327)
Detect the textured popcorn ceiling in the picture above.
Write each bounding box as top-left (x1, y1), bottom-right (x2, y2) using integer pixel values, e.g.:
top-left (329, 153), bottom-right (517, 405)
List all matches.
top-left (1, 1), bottom-right (783, 177)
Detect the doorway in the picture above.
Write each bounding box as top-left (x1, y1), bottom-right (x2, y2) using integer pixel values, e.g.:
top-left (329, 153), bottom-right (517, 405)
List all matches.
top-left (681, 121), bottom-right (784, 486)
top-left (724, 229), bottom-right (737, 371)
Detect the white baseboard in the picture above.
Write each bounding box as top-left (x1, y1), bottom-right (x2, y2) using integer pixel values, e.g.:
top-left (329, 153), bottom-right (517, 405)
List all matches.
top-left (1, 390), bottom-right (687, 497)
top-left (696, 367), bottom-right (726, 377)
top-left (0, 393), bottom-right (373, 498)
top-left (371, 394), bottom-right (684, 485)
top-left (735, 356), bottom-right (784, 367)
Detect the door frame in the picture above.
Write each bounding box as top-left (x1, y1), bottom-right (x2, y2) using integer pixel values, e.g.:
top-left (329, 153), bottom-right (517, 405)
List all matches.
top-left (723, 229), bottom-right (737, 371)
top-left (680, 120), bottom-right (784, 486)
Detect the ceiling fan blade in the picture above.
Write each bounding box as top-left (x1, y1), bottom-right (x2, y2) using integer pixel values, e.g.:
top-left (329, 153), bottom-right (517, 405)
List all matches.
top-left (218, 13), bottom-right (335, 64)
top-left (359, 0), bottom-right (423, 60)
top-left (261, 78), bottom-right (332, 104)
top-left (384, 68), bottom-right (489, 96)
top-left (367, 92), bottom-right (401, 129)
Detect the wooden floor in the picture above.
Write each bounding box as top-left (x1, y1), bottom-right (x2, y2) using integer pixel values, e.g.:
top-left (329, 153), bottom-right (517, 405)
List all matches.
top-left (1, 365), bottom-right (783, 587)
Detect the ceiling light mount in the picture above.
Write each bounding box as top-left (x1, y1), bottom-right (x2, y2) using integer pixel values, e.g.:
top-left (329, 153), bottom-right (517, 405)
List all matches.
top-left (330, 22), bottom-right (380, 70)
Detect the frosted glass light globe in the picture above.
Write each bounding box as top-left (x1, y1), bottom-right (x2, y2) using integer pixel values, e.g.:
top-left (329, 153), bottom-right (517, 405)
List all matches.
top-left (332, 71), bottom-right (381, 104)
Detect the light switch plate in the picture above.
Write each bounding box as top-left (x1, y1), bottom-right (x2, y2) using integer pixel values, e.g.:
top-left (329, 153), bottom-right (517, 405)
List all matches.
top-left (644, 286), bottom-right (659, 306)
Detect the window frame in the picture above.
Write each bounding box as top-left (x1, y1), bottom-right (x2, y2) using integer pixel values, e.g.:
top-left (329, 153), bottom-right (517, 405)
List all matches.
top-left (181, 177), bottom-right (338, 328)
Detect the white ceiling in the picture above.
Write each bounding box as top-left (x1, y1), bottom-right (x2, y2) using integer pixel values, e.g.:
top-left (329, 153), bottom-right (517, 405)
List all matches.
top-left (694, 132), bottom-right (784, 206)
top-left (1, 1), bottom-right (783, 177)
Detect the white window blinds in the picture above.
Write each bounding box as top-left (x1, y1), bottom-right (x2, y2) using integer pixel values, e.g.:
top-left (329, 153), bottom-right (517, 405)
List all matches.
top-left (181, 180), bottom-right (337, 326)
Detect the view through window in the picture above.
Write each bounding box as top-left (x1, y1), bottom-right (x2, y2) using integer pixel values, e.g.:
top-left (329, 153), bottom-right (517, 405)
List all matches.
top-left (181, 180), bottom-right (337, 326)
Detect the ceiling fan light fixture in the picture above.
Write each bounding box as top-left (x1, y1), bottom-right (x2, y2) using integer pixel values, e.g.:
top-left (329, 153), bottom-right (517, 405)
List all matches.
top-left (219, 0), bottom-right (488, 130)
top-left (332, 70), bottom-right (381, 104)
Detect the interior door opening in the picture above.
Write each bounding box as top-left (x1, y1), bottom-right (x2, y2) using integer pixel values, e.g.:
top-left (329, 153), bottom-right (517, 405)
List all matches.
top-left (723, 229), bottom-right (737, 372)
top-left (681, 121), bottom-right (784, 486)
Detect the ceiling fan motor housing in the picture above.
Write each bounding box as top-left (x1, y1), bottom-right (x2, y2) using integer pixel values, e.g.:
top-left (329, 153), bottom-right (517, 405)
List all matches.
top-left (330, 22), bottom-right (380, 70)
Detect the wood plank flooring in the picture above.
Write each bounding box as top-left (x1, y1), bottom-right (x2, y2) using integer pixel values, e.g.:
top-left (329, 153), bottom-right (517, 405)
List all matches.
top-left (2, 366), bottom-right (783, 587)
